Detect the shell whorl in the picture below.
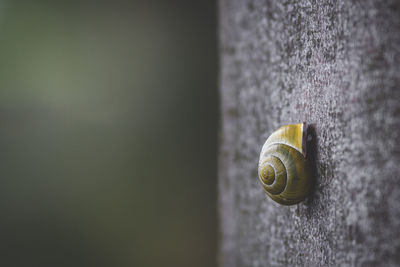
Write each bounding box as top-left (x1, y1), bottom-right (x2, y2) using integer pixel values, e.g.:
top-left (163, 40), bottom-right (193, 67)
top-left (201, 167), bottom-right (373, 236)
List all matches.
top-left (258, 123), bottom-right (311, 205)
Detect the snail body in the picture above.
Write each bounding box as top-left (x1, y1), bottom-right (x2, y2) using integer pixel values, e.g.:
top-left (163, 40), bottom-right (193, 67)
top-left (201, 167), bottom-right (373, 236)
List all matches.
top-left (258, 123), bottom-right (311, 205)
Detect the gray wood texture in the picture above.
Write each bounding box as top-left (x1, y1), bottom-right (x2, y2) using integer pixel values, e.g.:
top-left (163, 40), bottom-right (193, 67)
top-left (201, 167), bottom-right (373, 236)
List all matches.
top-left (218, 0), bottom-right (400, 266)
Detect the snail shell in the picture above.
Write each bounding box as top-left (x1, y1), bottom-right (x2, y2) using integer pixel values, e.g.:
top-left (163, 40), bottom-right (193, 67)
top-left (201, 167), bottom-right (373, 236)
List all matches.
top-left (258, 123), bottom-right (311, 205)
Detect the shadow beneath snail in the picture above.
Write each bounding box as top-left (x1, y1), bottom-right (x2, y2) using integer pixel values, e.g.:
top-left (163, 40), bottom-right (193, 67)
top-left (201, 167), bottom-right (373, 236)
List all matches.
top-left (302, 123), bottom-right (319, 211)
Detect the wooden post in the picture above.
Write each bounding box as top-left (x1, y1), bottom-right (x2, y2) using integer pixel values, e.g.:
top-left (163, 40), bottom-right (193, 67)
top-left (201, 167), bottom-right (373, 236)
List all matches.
top-left (219, 0), bottom-right (400, 266)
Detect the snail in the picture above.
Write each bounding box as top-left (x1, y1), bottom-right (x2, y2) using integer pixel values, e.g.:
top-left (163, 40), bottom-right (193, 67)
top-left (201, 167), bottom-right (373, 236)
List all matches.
top-left (258, 123), bottom-right (312, 205)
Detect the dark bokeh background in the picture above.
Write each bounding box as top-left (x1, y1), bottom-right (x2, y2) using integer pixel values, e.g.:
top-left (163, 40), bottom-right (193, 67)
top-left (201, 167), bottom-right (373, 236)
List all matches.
top-left (0, 1), bottom-right (217, 266)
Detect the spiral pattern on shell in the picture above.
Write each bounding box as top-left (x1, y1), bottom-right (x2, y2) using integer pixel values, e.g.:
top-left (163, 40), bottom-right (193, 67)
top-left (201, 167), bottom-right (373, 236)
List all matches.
top-left (258, 123), bottom-right (311, 205)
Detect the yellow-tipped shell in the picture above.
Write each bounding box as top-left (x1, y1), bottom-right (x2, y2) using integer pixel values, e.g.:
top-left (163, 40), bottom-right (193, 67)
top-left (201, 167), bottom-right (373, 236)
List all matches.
top-left (258, 123), bottom-right (311, 205)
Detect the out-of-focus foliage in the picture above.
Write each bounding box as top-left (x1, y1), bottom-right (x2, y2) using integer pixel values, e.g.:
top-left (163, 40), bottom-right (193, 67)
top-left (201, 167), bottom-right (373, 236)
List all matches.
top-left (0, 1), bottom-right (217, 266)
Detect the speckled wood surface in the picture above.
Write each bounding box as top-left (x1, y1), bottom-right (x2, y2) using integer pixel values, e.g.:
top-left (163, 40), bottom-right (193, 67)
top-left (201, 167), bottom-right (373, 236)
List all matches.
top-left (219, 0), bottom-right (400, 266)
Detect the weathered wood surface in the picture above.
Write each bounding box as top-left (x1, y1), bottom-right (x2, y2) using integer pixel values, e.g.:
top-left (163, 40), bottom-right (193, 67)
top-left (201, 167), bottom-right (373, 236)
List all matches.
top-left (218, 0), bottom-right (400, 266)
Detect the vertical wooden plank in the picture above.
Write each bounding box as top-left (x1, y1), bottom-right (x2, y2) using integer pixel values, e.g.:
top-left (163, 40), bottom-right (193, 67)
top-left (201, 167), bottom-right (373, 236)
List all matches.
top-left (219, 0), bottom-right (400, 266)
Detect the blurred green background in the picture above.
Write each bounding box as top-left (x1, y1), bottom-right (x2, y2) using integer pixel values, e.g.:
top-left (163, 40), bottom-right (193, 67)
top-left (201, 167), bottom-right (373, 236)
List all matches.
top-left (0, 1), bottom-right (217, 266)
